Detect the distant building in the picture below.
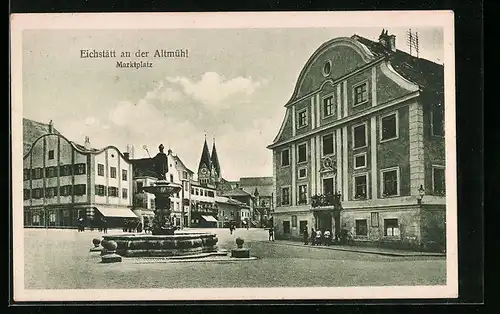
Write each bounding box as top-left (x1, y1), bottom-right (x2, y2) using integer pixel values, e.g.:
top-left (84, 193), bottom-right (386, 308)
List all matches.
top-left (267, 30), bottom-right (446, 251)
top-left (237, 177), bottom-right (274, 227)
top-left (215, 196), bottom-right (250, 228)
top-left (23, 122), bottom-right (136, 229)
top-left (220, 186), bottom-right (255, 228)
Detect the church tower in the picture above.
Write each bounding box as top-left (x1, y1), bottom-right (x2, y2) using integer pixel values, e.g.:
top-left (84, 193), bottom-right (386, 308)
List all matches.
top-left (198, 136), bottom-right (214, 186)
top-left (211, 138), bottom-right (221, 184)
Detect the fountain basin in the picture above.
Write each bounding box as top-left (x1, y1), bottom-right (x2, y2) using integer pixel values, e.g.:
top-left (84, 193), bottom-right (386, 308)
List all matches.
top-left (102, 232), bottom-right (218, 257)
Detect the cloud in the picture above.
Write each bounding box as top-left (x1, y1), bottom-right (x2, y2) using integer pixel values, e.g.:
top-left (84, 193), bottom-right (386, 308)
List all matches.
top-left (84, 116), bottom-right (99, 127)
top-left (166, 72), bottom-right (264, 109)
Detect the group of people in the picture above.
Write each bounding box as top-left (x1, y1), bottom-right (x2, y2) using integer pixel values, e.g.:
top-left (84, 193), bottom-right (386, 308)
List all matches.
top-left (303, 228), bottom-right (334, 246)
top-left (302, 226), bottom-right (353, 246)
top-left (123, 219), bottom-right (142, 233)
top-left (76, 217), bottom-right (108, 233)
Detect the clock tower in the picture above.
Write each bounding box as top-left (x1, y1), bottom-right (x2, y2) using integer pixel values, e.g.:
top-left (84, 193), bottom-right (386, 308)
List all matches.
top-left (197, 137), bottom-right (215, 186)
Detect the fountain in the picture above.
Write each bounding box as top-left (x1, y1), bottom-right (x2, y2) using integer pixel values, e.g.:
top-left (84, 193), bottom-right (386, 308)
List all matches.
top-left (101, 144), bottom-right (219, 258)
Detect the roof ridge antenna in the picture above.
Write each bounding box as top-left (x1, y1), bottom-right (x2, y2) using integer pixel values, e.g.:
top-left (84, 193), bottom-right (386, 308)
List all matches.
top-left (406, 28), bottom-right (420, 58)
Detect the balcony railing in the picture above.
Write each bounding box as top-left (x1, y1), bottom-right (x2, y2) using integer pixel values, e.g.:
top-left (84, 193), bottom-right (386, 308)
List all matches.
top-left (311, 193), bottom-right (342, 209)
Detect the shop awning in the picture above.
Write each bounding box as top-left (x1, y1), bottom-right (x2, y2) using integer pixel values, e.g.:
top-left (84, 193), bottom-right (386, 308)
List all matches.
top-left (201, 215), bottom-right (218, 222)
top-left (95, 207), bottom-right (138, 218)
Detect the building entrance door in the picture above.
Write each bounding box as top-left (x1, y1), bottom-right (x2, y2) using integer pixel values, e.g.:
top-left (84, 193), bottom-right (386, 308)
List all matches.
top-left (315, 211), bottom-right (332, 231)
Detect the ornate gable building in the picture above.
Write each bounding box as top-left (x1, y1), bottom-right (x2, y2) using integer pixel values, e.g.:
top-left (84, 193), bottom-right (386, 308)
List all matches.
top-left (267, 30), bottom-right (446, 251)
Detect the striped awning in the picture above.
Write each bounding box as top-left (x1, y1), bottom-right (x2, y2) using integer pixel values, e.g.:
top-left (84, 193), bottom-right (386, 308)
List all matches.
top-left (95, 207), bottom-right (138, 218)
top-left (201, 215), bottom-right (218, 222)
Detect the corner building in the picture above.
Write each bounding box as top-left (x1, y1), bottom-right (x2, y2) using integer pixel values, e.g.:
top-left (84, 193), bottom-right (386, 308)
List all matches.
top-left (267, 31), bottom-right (446, 251)
top-left (23, 133), bottom-right (135, 228)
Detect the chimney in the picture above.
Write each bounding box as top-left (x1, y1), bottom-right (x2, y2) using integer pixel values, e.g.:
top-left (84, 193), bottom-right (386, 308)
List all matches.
top-left (388, 34), bottom-right (396, 52)
top-left (123, 152), bottom-right (130, 160)
top-left (378, 29), bottom-right (396, 52)
top-left (84, 136), bottom-right (91, 149)
top-left (48, 120), bottom-right (53, 133)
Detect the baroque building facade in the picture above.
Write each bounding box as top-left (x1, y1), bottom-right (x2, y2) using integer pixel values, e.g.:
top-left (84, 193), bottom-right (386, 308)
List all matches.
top-left (267, 30), bottom-right (446, 251)
top-left (23, 129), bottom-right (136, 228)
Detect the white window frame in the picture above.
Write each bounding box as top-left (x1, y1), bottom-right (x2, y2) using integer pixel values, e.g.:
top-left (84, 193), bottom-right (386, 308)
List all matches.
top-left (297, 141), bottom-right (308, 164)
top-left (352, 80), bottom-right (369, 107)
top-left (297, 183), bottom-right (309, 205)
top-left (321, 92), bottom-right (335, 118)
top-left (353, 152), bottom-right (367, 170)
top-left (280, 148), bottom-right (290, 167)
top-left (431, 103), bottom-right (445, 137)
top-left (297, 108), bottom-right (308, 129)
top-left (383, 217), bottom-right (400, 238)
top-left (432, 165), bottom-right (446, 195)
top-left (352, 121), bottom-right (368, 150)
top-left (379, 111), bottom-right (400, 143)
top-left (281, 185), bottom-right (291, 206)
top-left (352, 172), bottom-right (369, 200)
top-left (380, 166), bottom-right (401, 198)
top-left (298, 167), bottom-right (307, 179)
top-left (321, 132), bottom-right (335, 156)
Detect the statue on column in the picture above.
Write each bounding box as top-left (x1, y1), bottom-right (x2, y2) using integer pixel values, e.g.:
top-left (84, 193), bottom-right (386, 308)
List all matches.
top-left (154, 144), bottom-right (168, 180)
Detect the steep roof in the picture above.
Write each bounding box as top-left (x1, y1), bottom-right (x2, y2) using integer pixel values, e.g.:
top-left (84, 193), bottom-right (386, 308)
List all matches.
top-left (352, 34), bottom-right (444, 94)
top-left (216, 196), bottom-right (250, 208)
top-left (211, 140), bottom-right (221, 176)
top-left (222, 187), bottom-right (254, 198)
top-left (23, 118), bottom-right (60, 155)
top-left (238, 177), bottom-right (274, 197)
top-left (198, 138), bottom-right (212, 172)
top-left (172, 155), bottom-right (194, 174)
top-left (239, 177), bottom-right (273, 186)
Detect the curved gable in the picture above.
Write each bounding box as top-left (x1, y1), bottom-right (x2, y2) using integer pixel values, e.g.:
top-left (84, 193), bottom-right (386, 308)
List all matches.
top-left (288, 37), bottom-right (376, 104)
top-left (272, 108), bottom-right (293, 144)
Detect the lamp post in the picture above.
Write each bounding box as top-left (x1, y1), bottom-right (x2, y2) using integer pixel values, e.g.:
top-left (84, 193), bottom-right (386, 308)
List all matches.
top-left (417, 185), bottom-right (425, 205)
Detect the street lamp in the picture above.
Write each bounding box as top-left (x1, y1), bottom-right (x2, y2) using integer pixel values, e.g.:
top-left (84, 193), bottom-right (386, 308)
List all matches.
top-left (417, 185), bottom-right (425, 205)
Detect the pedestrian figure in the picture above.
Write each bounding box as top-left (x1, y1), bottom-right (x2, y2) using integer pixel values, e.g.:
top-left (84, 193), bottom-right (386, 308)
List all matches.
top-left (268, 227), bottom-right (274, 241)
top-left (77, 218), bottom-right (81, 232)
top-left (246, 221), bottom-right (249, 230)
top-left (137, 221), bottom-right (143, 233)
top-left (303, 225), bottom-right (309, 245)
top-left (102, 218), bottom-right (108, 234)
top-left (323, 229), bottom-right (331, 246)
top-left (315, 229), bottom-right (322, 245)
top-left (78, 217), bottom-right (84, 232)
top-left (310, 228), bottom-right (316, 245)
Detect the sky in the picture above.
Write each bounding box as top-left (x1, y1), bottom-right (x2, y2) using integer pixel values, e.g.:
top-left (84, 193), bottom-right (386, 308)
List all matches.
top-left (22, 27), bottom-right (443, 181)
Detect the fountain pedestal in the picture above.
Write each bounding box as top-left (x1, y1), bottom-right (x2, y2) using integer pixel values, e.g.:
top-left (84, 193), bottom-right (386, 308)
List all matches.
top-left (99, 144), bottom-right (219, 259)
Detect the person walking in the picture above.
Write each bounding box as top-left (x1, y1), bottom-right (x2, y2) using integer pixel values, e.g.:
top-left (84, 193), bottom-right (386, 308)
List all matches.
top-left (102, 218), bottom-right (108, 234)
top-left (310, 228), bottom-right (316, 245)
top-left (78, 217), bottom-right (84, 232)
top-left (303, 225), bottom-right (309, 245)
top-left (268, 226), bottom-right (274, 241)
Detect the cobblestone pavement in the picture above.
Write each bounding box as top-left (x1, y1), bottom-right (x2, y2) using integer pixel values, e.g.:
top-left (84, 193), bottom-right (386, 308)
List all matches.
top-left (23, 228), bottom-right (446, 289)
